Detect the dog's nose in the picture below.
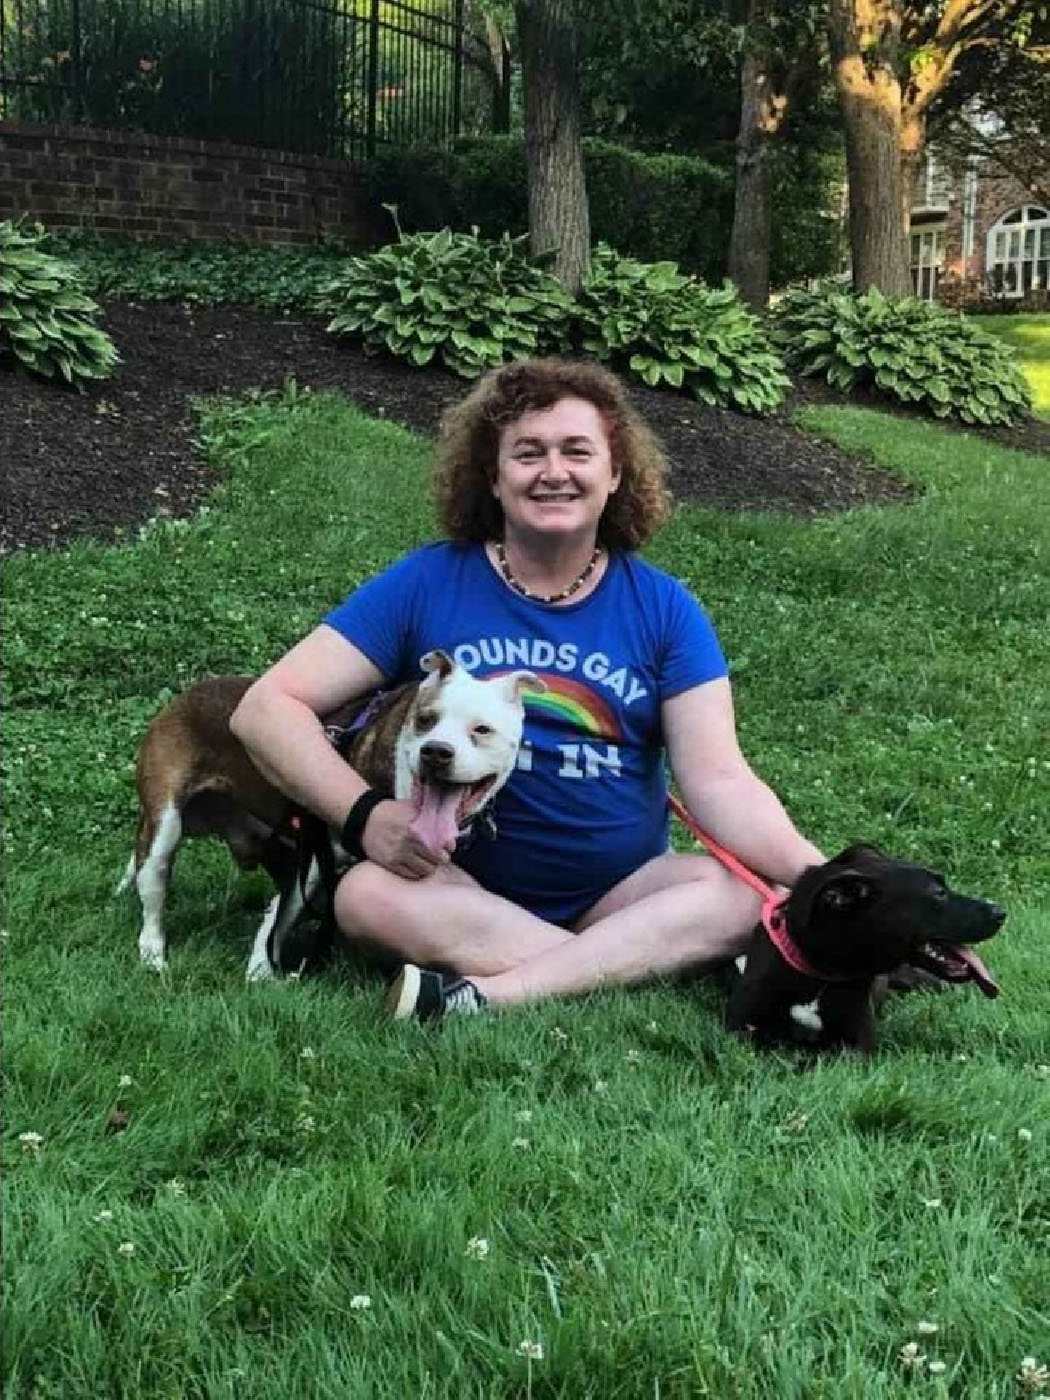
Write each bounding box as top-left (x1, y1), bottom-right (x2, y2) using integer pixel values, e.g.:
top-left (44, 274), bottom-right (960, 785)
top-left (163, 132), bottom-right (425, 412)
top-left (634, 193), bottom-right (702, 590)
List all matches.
top-left (987, 903), bottom-right (1007, 927)
top-left (420, 741), bottom-right (455, 769)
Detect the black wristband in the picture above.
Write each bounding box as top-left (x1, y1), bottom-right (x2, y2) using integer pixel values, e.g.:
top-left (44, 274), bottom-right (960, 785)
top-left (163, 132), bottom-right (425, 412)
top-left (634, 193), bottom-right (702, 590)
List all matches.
top-left (340, 790), bottom-right (387, 860)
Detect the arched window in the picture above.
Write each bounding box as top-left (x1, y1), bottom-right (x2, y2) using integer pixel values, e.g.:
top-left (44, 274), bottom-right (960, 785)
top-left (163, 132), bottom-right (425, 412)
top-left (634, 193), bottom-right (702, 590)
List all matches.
top-left (986, 205), bottom-right (1050, 297)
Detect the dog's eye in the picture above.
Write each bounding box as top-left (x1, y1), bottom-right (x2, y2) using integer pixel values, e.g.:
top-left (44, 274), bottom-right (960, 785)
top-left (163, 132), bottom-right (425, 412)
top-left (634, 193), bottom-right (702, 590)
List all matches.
top-left (472, 724), bottom-right (494, 738)
top-left (932, 885), bottom-right (949, 903)
top-left (415, 711), bottom-right (439, 733)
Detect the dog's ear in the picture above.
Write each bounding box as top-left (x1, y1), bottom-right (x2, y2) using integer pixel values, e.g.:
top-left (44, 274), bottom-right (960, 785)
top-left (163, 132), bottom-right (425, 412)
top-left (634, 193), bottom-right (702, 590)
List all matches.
top-left (502, 670), bottom-right (546, 703)
top-left (419, 650), bottom-right (455, 682)
top-left (816, 871), bottom-right (878, 912)
top-left (831, 841), bottom-right (888, 867)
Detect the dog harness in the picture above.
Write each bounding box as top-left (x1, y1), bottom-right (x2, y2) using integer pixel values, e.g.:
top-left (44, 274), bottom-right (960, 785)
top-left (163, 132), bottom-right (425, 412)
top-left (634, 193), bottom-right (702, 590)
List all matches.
top-left (667, 794), bottom-right (844, 982)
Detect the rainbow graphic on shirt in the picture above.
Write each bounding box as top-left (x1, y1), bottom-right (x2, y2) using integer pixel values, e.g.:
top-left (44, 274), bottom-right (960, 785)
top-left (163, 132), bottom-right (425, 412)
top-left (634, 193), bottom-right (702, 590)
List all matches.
top-left (494, 671), bottom-right (622, 741)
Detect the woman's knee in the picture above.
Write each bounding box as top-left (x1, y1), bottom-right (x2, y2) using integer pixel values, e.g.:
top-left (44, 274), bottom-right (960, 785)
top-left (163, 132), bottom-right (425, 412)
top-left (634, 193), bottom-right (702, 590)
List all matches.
top-left (333, 861), bottom-right (400, 939)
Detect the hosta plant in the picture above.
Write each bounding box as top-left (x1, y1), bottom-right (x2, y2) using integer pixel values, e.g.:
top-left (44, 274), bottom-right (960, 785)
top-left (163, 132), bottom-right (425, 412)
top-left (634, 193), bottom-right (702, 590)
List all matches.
top-left (571, 245), bottom-right (790, 414)
top-left (321, 224), bottom-right (572, 377)
top-left (0, 220), bottom-right (118, 387)
top-left (771, 285), bottom-right (1032, 426)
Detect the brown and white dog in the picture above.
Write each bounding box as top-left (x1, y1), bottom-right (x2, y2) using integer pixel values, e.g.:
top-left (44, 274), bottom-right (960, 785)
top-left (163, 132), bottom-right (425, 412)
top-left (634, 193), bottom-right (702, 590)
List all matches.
top-left (119, 650), bottom-right (542, 979)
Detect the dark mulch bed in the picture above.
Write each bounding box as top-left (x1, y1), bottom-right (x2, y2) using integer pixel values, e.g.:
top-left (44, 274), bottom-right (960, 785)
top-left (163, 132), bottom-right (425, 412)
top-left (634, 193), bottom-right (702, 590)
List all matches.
top-left (3, 299), bottom-right (1047, 556)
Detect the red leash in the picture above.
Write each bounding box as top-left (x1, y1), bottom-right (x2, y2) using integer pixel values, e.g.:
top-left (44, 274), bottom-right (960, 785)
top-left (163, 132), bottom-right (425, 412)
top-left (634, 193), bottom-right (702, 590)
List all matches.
top-left (667, 793), bottom-right (834, 981)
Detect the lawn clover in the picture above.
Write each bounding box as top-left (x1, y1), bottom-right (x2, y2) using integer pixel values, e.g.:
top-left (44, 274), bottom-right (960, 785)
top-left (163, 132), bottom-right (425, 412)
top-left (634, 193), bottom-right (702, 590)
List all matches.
top-left (626, 1049), bottom-right (642, 1065)
top-left (117, 1242), bottom-right (136, 1258)
top-left (923, 1197), bottom-right (943, 1209)
top-left (300, 1047), bottom-right (317, 1061)
top-left (928, 1361), bottom-right (947, 1375)
top-left (92, 1209), bottom-right (115, 1224)
top-left (1018, 1128), bottom-right (1033, 1143)
top-left (465, 1237), bottom-right (490, 1261)
top-left (165, 1178), bottom-right (187, 1198)
top-left (917, 1321), bottom-right (939, 1336)
top-left (349, 1294), bottom-right (372, 1311)
top-left (517, 1340), bottom-right (544, 1360)
top-left (780, 1113), bottom-right (810, 1135)
top-left (295, 1114), bottom-right (316, 1134)
top-left (550, 1027), bottom-right (568, 1044)
top-left (514, 1110), bottom-right (533, 1125)
top-left (900, 1341), bottom-right (926, 1372)
top-left (18, 1131), bottom-right (44, 1154)
top-left (1018, 1357), bottom-right (1049, 1392)
top-left (512, 1137), bottom-right (530, 1151)
top-left (118, 1074), bottom-right (133, 1089)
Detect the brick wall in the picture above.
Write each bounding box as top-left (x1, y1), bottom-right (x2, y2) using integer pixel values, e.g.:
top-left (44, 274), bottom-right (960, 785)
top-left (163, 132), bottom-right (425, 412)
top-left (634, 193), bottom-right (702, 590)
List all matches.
top-left (934, 156), bottom-right (1042, 308)
top-left (0, 121), bottom-right (378, 246)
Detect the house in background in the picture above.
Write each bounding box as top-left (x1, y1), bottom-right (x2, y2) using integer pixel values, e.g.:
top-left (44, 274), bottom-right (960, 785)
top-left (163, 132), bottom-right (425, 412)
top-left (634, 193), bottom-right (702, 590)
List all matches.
top-left (909, 123), bottom-right (1050, 307)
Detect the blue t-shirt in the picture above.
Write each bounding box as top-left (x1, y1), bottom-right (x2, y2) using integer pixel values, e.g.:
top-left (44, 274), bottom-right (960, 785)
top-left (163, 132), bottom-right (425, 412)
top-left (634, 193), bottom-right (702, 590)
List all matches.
top-left (324, 542), bottom-right (727, 925)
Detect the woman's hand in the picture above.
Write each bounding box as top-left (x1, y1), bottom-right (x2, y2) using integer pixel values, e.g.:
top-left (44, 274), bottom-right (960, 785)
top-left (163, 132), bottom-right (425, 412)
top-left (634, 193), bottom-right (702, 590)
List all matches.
top-left (361, 799), bottom-right (453, 880)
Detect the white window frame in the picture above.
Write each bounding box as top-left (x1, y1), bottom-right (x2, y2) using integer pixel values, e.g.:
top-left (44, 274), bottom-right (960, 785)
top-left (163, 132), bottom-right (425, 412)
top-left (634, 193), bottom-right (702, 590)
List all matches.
top-left (910, 225), bottom-right (946, 301)
top-left (986, 205), bottom-right (1050, 298)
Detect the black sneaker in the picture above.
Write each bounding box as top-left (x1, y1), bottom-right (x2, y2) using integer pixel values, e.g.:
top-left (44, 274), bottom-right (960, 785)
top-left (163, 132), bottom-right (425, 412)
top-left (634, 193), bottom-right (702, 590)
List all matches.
top-left (384, 963), bottom-right (487, 1022)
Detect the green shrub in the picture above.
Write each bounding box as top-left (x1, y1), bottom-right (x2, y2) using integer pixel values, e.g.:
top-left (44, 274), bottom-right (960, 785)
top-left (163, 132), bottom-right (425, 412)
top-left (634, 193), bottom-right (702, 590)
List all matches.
top-left (0, 221), bottom-right (118, 387)
top-left (361, 137), bottom-right (734, 282)
top-left (772, 286), bottom-right (1033, 425)
top-left (321, 225), bottom-right (572, 377)
top-left (572, 245), bottom-right (789, 413)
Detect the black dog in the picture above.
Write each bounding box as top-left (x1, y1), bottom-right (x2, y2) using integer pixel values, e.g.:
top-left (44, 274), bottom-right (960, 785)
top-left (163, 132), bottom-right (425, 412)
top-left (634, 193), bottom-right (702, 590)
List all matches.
top-left (724, 843), bottom-right (1005, 1053)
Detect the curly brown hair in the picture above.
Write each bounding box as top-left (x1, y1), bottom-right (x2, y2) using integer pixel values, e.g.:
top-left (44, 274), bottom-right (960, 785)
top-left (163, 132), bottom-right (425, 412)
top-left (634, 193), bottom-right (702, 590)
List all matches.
top-left (433, 359), bottom-right (672, 551)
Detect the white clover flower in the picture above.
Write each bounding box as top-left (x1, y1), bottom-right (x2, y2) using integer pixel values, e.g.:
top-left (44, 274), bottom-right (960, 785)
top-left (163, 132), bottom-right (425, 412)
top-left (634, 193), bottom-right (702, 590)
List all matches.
top-left (1018, 1128), bottom-right (1033, 1143)
top-left (899, 1341), bottom-right (926, 1372)
top-left (465, 1237), bottom-right (490, 1261)
top-left (517, 1340), bottom-right (544, 1360)
top-left (550, 1027), bottom-right (568, 1043)
top-left (625, 1049), bottom-right (642, 1064)
top-left (118, 1074), bottom-right (133, 1089)
top-left (594, 1079), bottom-right (608, 1094)
top-left (1018, 1357), bottom-right (1049, 1392)
top-left (917, 1321), bottom-right (939, 1335)
top-left (923, 1197), bottom-right (943, 1209)
top-left (299, 1047), bottom-right (316, 1061)
top-left (165, 1178), bottom-right (187, 1197)
top-left (295, 1115), bottom-right (316, 1134)
top-left (512, 1138), bottom-right (531, 1151)
top-left (19, 1131), bottom-right (44, 1153)
top-left (117, 1241), bottom-right (136, 1258)
top-left (93, 1209), bottom-right (115, 1224)
top-left (349, 1294), bottom-right (372, 1311)
top-left (514, 1110), bottom-right (533, 1125)
top-left (928, 1361), bottom-right (947, 1375)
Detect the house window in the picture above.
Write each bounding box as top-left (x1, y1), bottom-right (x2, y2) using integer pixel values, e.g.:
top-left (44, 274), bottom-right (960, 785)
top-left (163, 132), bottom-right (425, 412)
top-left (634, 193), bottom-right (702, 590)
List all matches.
top-left (911, 226), bottom-right (946, 300)
top-left (986, 205), bottom-right (1050, 297)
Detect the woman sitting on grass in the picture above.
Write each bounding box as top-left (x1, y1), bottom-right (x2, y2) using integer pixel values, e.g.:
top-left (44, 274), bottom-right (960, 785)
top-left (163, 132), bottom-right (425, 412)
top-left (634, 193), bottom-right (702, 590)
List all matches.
top-left (230, 358), bottom-right (824, 1020)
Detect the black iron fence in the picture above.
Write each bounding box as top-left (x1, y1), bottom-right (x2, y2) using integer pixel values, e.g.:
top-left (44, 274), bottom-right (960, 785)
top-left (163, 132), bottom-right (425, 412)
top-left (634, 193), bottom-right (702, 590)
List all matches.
top-left (0, 0), bottom-right (510, 160)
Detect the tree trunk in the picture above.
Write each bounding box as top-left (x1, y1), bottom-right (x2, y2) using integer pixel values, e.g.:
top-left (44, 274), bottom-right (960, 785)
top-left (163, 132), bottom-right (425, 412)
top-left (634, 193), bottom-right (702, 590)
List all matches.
top-left (514, 0), bottom-right (591, 294)
top-left (727, 0), bottom-right (779, 310)
top-left (828, 0), bottom-right (911, 296)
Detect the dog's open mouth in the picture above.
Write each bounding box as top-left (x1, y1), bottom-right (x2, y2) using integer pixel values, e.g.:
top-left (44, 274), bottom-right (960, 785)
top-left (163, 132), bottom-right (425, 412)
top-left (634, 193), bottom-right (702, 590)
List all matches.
top-left (911, 941), bottom-right (1000, 997)
top-left (409, 776), bottom-right (498, 853)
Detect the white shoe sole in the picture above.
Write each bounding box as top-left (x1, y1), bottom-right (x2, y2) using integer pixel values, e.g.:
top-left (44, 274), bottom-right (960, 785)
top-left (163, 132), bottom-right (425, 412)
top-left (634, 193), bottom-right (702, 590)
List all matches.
top-left (385, 963), bottom-right (422, 1020)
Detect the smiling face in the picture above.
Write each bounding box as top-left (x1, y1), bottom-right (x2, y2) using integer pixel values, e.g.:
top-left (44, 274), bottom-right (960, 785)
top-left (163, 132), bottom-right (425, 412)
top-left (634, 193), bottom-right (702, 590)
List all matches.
top-left (492, 397), bottom-right (621, 545)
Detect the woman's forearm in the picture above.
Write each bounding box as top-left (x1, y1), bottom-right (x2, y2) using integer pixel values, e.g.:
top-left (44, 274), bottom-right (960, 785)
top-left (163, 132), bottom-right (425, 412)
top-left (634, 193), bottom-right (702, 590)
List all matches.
top-left (230, 683), bottom-right (372, 828)
top-left (676, 769), bottom-right (824, 888)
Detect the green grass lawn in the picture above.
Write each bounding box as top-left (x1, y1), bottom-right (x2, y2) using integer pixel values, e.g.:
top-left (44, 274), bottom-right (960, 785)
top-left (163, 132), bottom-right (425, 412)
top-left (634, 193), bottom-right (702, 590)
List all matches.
top-left (4, 388), bottom-right (1049, 1398)
top-left (975, 313), bottom-right (1050, 418)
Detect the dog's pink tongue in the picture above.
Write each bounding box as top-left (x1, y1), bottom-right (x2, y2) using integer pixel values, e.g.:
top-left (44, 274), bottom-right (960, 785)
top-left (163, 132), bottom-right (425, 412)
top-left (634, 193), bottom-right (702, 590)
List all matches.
top-left (957, 946), bottom-right (1000, 999)
top-left (410, 783), bottom-right (460, 855)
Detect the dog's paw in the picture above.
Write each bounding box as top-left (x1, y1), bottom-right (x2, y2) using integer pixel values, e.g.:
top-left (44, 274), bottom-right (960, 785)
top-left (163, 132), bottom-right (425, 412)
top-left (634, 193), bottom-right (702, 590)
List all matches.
top-left (138, 943), bottom-right (166, 973)
top-left (245, 950), bottom-right (277, 983)
top-left (887, 962), bottom-right (951, 994)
